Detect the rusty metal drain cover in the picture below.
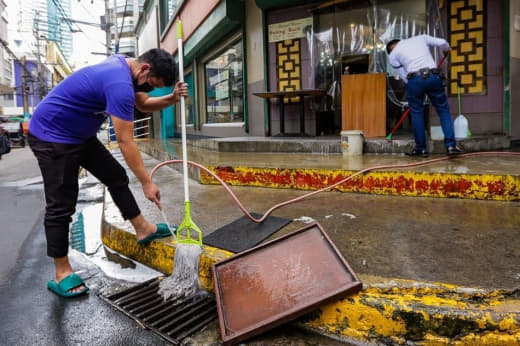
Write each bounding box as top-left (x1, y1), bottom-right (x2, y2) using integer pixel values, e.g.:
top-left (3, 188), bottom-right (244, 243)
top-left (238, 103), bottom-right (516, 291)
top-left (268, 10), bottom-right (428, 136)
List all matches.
top-left (212, 222), bottom-right (362, 345)
top-left (99, 278), bottom-right (217, 345)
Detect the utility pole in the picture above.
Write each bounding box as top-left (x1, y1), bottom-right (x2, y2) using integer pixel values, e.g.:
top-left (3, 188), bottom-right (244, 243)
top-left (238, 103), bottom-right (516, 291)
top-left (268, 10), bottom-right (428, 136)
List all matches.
top-left (104, 0), bottom-right (112, 56)
top-left (20, 57), bottom-right (30, 120)
top-left (113, 0), bottom-right (119, 54)
top-left (34, 25), bottom-right (46, 99)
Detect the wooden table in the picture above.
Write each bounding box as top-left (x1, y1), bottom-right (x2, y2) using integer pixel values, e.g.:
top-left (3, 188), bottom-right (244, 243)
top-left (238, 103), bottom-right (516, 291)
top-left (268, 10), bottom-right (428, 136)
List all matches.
top-left (254, 89), bottom-right (326, 136)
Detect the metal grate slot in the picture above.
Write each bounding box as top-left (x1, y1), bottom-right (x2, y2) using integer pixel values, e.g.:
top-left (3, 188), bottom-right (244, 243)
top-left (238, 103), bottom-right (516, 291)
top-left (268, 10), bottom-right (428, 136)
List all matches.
top-left (154, 299), bottom-right (215, 331)
top-left (148, 297), bottom-right (211, 328)
top-left (175, 310), bottom-right (217, 340)
top-left (167, 305), bottom-right (217, 338)
top-left (100, 277), bottom-right (217, 345)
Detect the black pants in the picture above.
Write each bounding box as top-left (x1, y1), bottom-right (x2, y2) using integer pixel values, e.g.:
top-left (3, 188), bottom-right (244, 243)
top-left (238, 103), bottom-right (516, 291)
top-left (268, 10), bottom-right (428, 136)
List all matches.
top-left (28, 133), bottom-right (141, 258)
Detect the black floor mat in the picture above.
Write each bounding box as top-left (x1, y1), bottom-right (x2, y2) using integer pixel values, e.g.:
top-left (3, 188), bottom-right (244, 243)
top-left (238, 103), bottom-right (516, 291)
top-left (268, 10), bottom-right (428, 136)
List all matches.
top-left (203, 213), bottom-right (291, 253)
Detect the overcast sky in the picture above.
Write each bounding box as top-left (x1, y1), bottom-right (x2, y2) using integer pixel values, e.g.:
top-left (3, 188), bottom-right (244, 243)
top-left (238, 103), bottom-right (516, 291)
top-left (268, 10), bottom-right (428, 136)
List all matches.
top-left (70, 0), bottom-right (107, 68)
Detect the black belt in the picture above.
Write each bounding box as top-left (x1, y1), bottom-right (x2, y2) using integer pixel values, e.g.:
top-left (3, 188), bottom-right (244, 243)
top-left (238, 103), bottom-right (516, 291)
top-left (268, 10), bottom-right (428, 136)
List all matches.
top-left (407, 68), bottom-right (441, 80)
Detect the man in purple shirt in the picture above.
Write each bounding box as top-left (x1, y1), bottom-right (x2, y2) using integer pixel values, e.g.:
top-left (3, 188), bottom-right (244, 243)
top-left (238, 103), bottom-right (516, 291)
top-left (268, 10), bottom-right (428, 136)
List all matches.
top-left (28, 48), bottom-right (188, 297)
top-left (387, 35), bottom-right (464, 157)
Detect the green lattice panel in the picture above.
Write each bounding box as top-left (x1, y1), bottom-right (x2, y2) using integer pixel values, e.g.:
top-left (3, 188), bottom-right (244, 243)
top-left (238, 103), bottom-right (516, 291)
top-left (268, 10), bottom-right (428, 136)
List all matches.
top-left (448, 0), bottom-right (486, 96)
top-left (277, 39), bottom-right (301, 103)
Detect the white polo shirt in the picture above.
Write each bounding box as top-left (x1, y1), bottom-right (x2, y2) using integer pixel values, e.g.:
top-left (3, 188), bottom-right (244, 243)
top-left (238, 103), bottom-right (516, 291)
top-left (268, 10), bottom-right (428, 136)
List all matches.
top-left (388, 35), bottom-right (450, 83)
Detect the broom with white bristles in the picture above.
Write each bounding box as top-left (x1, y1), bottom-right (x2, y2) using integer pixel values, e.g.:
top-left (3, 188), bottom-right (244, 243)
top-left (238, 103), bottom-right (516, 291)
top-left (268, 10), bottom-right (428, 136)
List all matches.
top-left (158, 20), bottom-right (203, 301)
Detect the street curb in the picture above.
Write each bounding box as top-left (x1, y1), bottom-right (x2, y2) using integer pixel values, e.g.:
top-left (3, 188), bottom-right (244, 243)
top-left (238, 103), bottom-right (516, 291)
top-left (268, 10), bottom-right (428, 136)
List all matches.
top-left (101, 216), bottom-right (520, 345)
top-left (200, 166), bottom-right (520, 201)
top-left (137, 142), bottom-right (520, 202)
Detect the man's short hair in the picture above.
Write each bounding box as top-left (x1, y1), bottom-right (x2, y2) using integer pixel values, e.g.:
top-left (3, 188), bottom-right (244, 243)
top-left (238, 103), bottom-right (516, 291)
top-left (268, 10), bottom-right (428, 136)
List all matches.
top-left (386, 39), bottom-right (400, 55)
top-left (137, 48), bottom-right (177, 86)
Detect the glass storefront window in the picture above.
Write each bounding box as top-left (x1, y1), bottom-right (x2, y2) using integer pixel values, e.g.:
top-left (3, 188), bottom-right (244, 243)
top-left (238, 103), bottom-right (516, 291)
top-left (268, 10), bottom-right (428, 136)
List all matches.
top-left (184, 72), bottom-right (195, 125)
top-left (310, 0), bottom-right (429, 111)
top-left (204, 39), bottom-right (244, 124)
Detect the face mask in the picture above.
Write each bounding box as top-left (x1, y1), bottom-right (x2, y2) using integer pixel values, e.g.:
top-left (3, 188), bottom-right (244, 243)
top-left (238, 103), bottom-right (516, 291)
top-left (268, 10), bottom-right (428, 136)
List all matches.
top-left (133, 78), bottom-right (154, 93)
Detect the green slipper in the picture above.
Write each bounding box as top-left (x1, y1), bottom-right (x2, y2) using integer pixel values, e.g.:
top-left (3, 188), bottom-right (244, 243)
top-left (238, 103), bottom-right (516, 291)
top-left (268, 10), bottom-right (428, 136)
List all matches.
top-left (47, 273), bottom-right (89, 298)
top-left (137, 223), bottom-right (175, 246)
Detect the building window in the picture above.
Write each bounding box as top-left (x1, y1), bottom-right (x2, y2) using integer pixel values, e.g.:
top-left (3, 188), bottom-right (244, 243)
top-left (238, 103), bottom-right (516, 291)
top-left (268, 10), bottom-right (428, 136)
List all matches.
top-left (159, 0), bottom-right (184, 33)
top-left (203, 38), bottom-right (243, 124)
top-left (185, 71), bottom-right (195, 125)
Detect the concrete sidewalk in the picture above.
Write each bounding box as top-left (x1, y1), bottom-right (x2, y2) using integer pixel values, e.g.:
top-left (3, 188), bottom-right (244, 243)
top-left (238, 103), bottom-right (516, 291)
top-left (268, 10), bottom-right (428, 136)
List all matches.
top-left (101, 141), bottom-right (520, 345)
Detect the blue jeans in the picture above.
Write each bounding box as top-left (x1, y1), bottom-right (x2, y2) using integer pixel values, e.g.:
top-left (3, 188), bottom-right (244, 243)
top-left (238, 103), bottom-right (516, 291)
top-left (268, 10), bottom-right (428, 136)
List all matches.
top-left (406, 73), bottom-right (456, 151)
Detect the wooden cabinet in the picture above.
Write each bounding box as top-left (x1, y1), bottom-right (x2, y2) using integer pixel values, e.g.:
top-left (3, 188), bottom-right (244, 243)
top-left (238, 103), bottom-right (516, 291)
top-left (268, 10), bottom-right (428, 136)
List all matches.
top-left (341, 73), bottom-right (386, 138)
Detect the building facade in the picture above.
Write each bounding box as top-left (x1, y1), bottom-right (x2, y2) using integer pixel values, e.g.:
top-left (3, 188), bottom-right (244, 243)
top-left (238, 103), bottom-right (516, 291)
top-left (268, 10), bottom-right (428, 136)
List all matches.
top-left (136, 0), bottom-right (520, 142)
top-left (112, 0), bottom-right (145, 57)
top-left (47, 0), bottom-right (73, 61)
top-left (4, 0), bottom-right (73, 116)
top-left (0, 0), bottom-right (14, 109)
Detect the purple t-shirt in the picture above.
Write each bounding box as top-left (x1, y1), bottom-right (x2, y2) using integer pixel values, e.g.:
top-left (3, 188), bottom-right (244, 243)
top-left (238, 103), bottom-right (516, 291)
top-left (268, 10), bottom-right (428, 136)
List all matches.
top-left (29, 55), bottom-right (135, 144)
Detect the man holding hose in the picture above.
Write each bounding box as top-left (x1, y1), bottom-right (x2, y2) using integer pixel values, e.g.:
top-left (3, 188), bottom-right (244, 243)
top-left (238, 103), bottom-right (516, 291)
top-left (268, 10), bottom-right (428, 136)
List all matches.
top-left (28, 48), bottom-right (188, 298)
top-left (386, 35), bottom-right (464, 157)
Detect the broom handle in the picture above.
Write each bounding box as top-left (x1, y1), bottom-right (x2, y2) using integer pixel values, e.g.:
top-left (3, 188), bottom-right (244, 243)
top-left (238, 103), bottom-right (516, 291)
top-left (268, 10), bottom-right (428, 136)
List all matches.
top-left (177, 21), bottom-right (189, 203)
top-left (457, 85), bottom-right (461, 115)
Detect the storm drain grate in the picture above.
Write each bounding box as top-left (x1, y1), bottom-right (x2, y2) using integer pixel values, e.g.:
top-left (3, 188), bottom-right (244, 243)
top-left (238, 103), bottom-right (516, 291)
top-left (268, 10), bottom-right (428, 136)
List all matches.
top-left (100, 277), bottom-right (217, 345)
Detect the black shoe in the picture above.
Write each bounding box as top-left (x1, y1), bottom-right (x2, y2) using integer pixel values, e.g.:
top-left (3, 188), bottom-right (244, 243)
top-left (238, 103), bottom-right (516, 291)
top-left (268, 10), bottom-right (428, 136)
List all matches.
top-left (447, 146), bottom-right (465, 155)
top-left (406, 149), bottom-right (429, 157)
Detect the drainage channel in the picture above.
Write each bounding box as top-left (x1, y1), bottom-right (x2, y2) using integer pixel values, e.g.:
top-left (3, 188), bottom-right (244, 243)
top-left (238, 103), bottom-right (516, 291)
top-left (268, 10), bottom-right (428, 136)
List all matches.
top-left (99, 277), bottom-right (217, 345)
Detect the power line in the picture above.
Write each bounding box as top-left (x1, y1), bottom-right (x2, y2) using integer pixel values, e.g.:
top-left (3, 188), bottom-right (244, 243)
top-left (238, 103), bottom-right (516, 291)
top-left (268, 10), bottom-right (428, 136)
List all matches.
top-left (34, 17), bottom-right (107, 47)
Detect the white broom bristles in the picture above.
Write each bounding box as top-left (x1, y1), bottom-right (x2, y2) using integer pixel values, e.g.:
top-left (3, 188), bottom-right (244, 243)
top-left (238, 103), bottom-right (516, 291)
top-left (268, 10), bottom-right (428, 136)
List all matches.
top-left (158, 243), bottom-right (202, 300)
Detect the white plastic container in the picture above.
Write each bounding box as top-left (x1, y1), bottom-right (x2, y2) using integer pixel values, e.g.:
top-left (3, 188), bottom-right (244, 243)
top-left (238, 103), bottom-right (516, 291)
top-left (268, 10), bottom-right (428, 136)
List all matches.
top-left (430, 126), bottom-right (444, 140)
top-left (340, 130), bottom-right (364, 155)
top-left (454, 114), bottom-right (469, 139)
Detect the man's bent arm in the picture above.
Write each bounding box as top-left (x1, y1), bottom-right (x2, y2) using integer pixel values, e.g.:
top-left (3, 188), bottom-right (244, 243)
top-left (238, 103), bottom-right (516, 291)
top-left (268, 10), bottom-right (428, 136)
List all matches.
top-left (111, 115), bottom-right (162, 209)
top-left (134, 92), bottom-right (178, 113)
top-left (134, 81), bottom-right (187, 113)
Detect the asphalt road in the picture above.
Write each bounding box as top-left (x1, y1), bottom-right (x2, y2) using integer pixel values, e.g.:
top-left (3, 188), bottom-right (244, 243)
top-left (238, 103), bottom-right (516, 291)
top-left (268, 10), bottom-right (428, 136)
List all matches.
top-left (0, 146), bottom-right (45, 286)
top-left (0, 147), bottom-right (172, 346)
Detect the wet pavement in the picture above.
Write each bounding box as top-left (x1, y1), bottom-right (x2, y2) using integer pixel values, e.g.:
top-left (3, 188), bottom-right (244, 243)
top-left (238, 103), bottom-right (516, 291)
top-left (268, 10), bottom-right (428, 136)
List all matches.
top-left (99, 135), bottom-right (520, 344)
top-left (1, 147), bottom-right (350, 346)
top-left (143, 137), bottom-right (520, 175)
top-left (106, 146), bottom-right (520, 291)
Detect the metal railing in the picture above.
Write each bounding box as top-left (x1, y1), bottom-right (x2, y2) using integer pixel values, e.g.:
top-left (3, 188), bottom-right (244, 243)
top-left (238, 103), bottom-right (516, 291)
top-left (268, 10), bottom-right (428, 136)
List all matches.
top-left (106, 116), bottom-right (151, 146)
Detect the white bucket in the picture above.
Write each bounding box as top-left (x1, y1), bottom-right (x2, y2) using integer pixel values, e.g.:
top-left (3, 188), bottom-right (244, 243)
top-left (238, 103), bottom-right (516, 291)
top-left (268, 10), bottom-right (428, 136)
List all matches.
top-left (340, 130), bottom-right (364, 155)
top-left (430, 126), bottom-right (444, 140)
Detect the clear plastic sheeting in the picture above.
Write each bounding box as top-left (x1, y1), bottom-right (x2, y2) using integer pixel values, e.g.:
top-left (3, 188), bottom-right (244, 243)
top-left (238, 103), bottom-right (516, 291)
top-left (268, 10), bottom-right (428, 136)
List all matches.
top-left (306, 0), bottom-right (443, 111)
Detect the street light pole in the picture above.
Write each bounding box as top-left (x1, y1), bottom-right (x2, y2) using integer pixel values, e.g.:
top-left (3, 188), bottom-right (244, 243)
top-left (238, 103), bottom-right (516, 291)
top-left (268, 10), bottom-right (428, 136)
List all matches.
top-left (34, 28), bottom-right (46, 99)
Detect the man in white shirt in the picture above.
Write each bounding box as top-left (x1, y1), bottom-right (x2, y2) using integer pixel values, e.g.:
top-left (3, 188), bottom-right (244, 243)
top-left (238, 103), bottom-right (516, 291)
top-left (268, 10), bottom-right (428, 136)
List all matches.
top-left (387, 35), bottom-right (464, 156)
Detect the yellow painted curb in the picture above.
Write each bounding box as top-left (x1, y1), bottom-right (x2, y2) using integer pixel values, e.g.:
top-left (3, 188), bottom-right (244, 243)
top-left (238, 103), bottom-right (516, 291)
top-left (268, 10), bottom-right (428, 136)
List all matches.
top-left (101, 220), bottom-right (232, 291)
top-left (136, 141), bottom-right (520, 201)
top-left (101, 218), bottom-right (520, 345)
top-left (201, 166), bottom-right (520, 201)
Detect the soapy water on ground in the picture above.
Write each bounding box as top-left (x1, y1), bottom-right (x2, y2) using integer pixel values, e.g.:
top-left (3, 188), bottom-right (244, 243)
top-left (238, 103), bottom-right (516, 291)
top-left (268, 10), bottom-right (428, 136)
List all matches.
top-left (293, 216), bottom-right (315, 224)
top-left (74, 159), bottom-right (204, 296)
top-left (76, 174), bottom-right (204, 294)
top-left (158, 243), bottom-right (203, 300)
top-left (72, 176), bottom-right (162, 283)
